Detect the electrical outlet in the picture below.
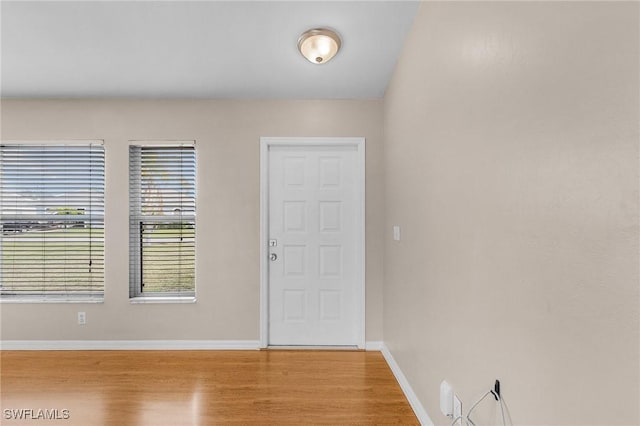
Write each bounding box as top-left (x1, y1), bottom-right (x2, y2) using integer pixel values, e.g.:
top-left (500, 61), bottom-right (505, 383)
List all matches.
top-left (77, 312), bottom-right (86, 325)
top-left (453, 394), bottom-right (462, 426)
top-left (440, 380), bottom-right (453, 416)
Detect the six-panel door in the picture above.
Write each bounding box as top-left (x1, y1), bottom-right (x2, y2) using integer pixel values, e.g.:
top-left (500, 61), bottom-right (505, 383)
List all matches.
top-left (268, 145), bottom-right (359, 346)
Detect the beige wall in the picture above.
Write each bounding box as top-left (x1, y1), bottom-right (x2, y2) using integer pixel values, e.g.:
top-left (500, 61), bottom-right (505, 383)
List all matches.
top-left (0, 99), bottom-right (385, 342)
top-left (2, 2), bottom-right (639, 425)
top-left (383, 2), bottom-right (639, 425)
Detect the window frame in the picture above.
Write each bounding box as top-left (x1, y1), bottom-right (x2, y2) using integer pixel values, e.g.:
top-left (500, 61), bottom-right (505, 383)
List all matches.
top-left (0, 140), bottom-right (105, 303)
top-left (128, 140), bottom-right (196, 301)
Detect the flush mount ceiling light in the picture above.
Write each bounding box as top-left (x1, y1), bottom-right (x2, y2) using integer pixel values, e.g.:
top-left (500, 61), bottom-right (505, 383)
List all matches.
top-left (297, 28), bottom-right (341, 65)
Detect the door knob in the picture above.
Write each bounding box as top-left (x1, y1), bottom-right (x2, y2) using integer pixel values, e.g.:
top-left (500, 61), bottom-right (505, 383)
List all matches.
top-left (270, 253), bottom-right (278, 261)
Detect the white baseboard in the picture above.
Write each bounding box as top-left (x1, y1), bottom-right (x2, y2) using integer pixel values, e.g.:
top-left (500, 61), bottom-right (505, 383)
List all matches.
top-left (365, 340), bottom-right (383, 350)
top-left (0, 340), bottom-right (260, 350)
top-left (380, 343), bottom-right (434, 426)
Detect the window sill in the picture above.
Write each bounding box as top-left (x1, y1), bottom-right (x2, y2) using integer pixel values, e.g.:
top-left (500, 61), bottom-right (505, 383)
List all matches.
top-left (129, 296), bottom-right (196, 304)
top-left (0, 297), bottom-right (104, 304)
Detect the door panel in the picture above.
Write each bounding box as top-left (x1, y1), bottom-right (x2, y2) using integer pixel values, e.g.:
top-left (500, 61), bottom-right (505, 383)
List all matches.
top-left (268, 145), bottom-right (359, 346)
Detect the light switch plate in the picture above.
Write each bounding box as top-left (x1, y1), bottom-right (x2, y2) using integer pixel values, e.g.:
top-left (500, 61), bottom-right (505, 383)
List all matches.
top-left (393, 225), bottom-right (401, 241)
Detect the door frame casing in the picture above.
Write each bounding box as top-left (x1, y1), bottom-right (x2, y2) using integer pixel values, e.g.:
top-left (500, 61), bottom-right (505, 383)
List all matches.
top-left (259, 137), bottom-right (366, 349)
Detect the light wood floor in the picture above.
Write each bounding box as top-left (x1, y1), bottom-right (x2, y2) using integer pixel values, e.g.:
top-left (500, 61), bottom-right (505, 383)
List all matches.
top-left (0, 350), bottom-right (419, 425)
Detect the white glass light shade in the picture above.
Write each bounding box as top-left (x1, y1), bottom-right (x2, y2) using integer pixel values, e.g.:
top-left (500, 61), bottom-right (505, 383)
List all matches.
top-left (297, 28), bottom-right (341, 64)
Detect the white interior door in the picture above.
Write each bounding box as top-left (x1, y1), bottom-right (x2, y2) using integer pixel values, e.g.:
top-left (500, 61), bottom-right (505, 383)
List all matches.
top-left (264, 139), bottom-right (364, 347)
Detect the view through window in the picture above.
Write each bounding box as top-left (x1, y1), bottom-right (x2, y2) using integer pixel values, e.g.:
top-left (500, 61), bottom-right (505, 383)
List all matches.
top-left (0, 143), bottom-right (105, 298)
top-left (129, 143), bottom-right (196, 297)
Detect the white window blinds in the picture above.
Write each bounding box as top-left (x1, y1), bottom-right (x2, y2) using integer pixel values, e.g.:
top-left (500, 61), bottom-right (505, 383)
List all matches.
top-left (0, 143), bottom-right (105, 298)
top-left (129, 143), bottom-right (196, 296)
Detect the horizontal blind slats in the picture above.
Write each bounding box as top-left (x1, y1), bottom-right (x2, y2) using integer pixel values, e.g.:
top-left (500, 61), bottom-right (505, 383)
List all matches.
top-left (1, 144), bottom-right (105, 297)
top-left (129, 144), bottom-right (195, 295)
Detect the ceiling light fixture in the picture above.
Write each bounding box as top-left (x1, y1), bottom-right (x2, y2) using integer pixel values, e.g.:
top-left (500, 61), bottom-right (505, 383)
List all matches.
top-left (297, 28), bottom-right (341, 65)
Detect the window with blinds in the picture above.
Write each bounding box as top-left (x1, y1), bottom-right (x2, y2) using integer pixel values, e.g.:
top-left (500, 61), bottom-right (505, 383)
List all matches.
top-left (129, 143), bottom-right (196, 297)
top-left (0, 143), bottom-right (105, 299)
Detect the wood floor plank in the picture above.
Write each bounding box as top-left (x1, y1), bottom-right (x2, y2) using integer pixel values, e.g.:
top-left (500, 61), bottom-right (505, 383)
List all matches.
top-left (0, 350), bottom-right (419, 425)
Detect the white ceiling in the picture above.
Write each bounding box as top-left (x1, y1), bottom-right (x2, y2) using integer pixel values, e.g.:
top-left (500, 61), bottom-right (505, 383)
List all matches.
top-left (1, 1), bottom-right (419, 99)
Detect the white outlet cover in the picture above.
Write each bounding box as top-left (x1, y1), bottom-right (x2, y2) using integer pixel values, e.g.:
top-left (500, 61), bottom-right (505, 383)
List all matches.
top-left (440, 380), bottom-right (453, 416)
